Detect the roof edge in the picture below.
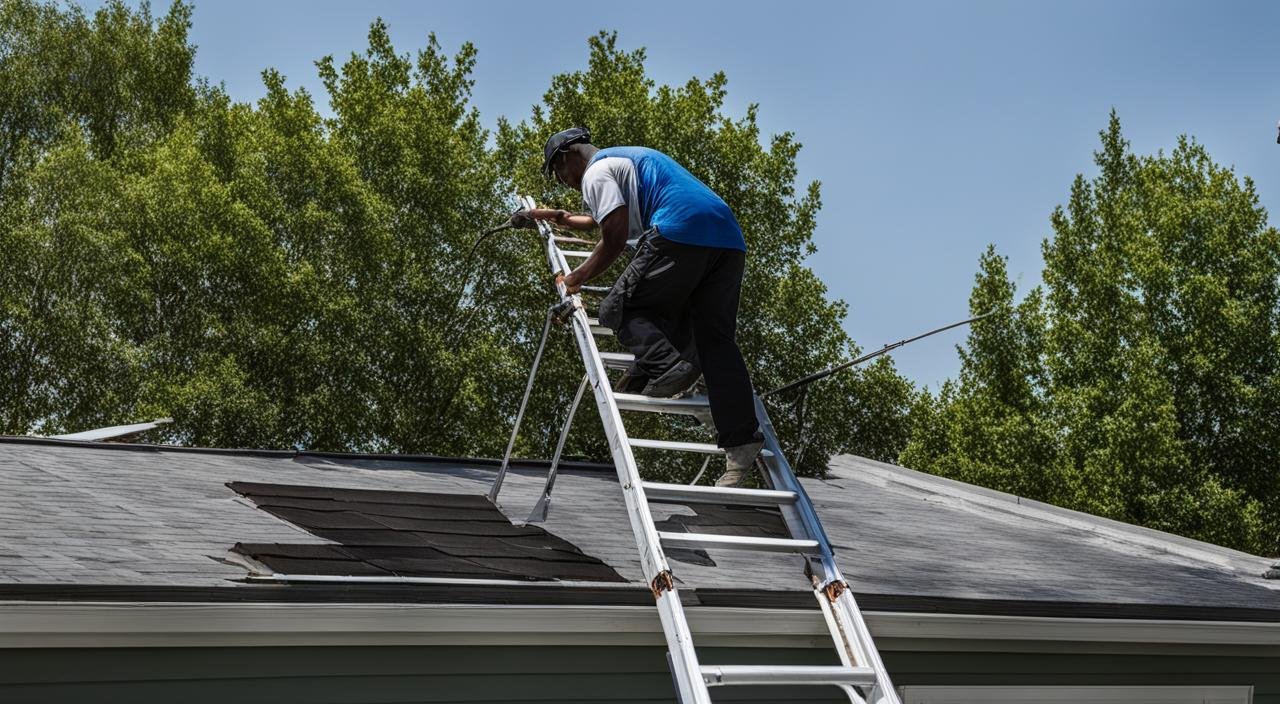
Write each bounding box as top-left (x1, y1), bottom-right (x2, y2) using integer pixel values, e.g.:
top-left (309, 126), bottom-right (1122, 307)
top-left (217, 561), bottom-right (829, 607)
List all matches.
top-left (832, 454), bottom-right (1276, 577)
top-left (0, 584), bottom-right (1277, 623)
top-left (0, 435), bottom-right (614, 472)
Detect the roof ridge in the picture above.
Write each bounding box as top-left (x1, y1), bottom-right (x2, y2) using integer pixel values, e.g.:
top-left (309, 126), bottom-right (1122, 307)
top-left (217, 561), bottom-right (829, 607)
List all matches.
top-left (829, 454), bottom-right (1275, 580)
top-left (0, 435), bottom-right (615, 472)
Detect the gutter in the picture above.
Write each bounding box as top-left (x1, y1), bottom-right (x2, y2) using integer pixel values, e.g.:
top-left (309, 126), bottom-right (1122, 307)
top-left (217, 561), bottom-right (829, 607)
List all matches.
top-left (1, 601), bottom-right (1277, 650)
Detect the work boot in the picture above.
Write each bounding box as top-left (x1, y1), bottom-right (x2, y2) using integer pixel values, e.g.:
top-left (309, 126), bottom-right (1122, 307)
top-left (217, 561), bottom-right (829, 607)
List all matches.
top-left (641, 360), bottom-right (701, 398)
top-left (716, 438), bottom-right (765, 487)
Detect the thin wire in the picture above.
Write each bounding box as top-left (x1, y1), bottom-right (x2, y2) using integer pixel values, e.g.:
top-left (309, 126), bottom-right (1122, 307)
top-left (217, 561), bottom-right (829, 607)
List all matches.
top-left (762, 312), bottom-right (996, 398)
top-left (792, 386), bottom-right (811, 469)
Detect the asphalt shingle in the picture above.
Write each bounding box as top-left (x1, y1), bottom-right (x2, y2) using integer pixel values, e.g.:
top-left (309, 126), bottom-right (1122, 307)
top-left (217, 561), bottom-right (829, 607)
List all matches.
top-left (0, 438), bottom-right (1275, 614)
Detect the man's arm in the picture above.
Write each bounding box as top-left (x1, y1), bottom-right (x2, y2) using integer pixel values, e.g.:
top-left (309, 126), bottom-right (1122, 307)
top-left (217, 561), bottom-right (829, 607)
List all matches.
top-left (558, 206), bottom-right (629, 293)
top-left (527, 208), bottom-right (597, 231)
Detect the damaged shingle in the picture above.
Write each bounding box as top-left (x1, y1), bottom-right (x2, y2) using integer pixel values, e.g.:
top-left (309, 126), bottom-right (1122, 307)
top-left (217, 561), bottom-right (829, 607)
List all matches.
top-left (654, 503), bottom-right (791, 567)
top-left (228, 481), bottom-right (625, 582)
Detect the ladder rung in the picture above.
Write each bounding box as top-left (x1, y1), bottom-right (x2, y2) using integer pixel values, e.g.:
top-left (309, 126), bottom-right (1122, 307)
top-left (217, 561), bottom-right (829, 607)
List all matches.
top-left (600, 351), bottom-right (634, 370)
top-left (629, 438), bottom-right (775, 459)
top-left (585, 317), bottom-right (611, 335)
top-left (614, 393), bottom-right (710, 416)
top-left (701, 665), bottom-right (878, 688)
top-left (658, 531), bottom-right (819, 554)
top-left (561, 249), bottom-right (592, 258)
top-left (553, 236), bottom-right (596, 246)
top-left (629, 438), bottom-right (722, 454)
top-left (642, 481), bottom-right (797, 507)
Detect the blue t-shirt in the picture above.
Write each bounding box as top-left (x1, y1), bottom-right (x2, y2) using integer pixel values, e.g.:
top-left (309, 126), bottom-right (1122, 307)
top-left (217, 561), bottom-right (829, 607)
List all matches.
top-left (582, 146), bottom-right (746, 251)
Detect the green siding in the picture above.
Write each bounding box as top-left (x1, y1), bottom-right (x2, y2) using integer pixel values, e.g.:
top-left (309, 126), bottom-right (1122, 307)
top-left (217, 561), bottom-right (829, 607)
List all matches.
top-left (885, 651), bottom-right (1280, 704)
top-left (0, 646), bottom-right (845, 703)
top-left (0, 646), bottom-right (1274, 703)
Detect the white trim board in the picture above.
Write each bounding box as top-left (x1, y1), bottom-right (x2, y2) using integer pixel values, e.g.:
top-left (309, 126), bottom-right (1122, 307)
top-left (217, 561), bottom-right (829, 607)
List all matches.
top-left (1, 602), bottom-right (1277, 649)
top-left (900, 685), bottom-right (1253, 704)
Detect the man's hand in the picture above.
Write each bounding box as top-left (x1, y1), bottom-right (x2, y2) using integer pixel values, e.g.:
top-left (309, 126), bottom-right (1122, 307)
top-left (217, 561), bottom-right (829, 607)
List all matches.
top-left (556, 272), bottom-right (582, 295)
top-left (508, 209), bottom-right (536, 229)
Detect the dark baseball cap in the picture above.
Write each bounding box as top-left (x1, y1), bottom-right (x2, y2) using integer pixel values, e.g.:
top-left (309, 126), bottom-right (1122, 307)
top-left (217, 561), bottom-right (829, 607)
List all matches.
top-left (541, 127), bottom-right (592, 177)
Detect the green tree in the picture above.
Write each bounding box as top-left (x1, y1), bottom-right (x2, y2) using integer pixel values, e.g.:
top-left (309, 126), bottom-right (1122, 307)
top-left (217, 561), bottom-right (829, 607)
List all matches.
top-left (0, 0), bottom-right (195, 435)
top-left (906, 113), bottom-right (1273, 554)
top-left (900, 246), bottom-right (1062, 499)
top-left (314, 22), bottom-right (516, 454)
top-left (4, 7), bottom-right (913, 478)
top-left (146, 21), bottom-right (517, 454)
top-left (0, 0), bottom-right (194, 193)
top-left (1043, 112), bottom-right (1271, 551)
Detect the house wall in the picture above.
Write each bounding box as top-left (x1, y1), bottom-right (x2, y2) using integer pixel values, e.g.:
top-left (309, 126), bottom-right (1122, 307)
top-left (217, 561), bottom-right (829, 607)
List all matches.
top-left (0, 645), bottom-right (1276, 703)
top-left (888, 649), bottom-right (1279, 703)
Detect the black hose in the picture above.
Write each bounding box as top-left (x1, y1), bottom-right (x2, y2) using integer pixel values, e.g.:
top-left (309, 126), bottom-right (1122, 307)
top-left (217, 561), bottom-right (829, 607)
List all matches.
top-left (449, 218), bottom-right (539, 328)
top-left (762, 311), bottom-right (996, 398)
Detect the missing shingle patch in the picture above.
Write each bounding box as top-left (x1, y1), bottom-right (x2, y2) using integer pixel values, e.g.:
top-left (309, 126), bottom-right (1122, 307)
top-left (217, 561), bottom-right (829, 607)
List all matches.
top-left (227, 481), bottom-right (625, 582)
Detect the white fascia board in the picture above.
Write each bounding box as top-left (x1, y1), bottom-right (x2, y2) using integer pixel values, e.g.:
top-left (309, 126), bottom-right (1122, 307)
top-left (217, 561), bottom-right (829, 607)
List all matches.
top-left (900, 685), bottom-right (1254, 704)
top-left (0, 603), bottom-right (824, 649)
top-left (0, 602), bottom-right (1277, 649)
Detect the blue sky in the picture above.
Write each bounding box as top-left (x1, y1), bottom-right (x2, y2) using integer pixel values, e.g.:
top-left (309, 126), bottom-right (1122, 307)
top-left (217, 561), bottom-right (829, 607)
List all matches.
top-left (92, 0), bottom-right (1280, 389)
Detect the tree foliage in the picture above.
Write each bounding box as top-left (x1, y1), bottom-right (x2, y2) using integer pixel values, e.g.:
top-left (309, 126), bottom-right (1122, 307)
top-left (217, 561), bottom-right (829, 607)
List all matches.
top-left (1, 5), bottom-right (914, 479)
top-left (903, 113), bottom-right (1275, 554)
top-left (901, 246), bottom-right (1061, 500)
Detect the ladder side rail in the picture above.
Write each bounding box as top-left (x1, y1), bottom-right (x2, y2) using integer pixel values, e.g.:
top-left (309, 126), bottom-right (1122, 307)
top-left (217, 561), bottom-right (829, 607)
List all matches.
top-left (487, 308), bottom-right (555, 503)
top-left (558, 249), bottom-right (711, 704)
top-left (753, 395), bottom-right (901, 704)
top-left (521, 196), bottom-right (711, 704)
top-left (523, 196), bottom-right (670, 576)
top-left (831, 589), bottom-right (894, 704)
top-left (527, 373), bottom-right (589, 522)
top-left (753, 395), bottom-right (840, 575)
top-left (817, 580), bottom-right (874, 692)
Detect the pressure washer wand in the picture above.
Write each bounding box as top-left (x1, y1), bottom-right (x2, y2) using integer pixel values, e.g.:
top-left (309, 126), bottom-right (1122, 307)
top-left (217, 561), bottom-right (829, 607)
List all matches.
top-left (761, 311), bottom-right (995, 398)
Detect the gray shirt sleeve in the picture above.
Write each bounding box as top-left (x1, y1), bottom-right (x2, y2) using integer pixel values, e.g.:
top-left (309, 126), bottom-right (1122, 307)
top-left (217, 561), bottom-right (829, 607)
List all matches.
top-left (580, 158), bottom-right (627, 224)
top-left (580, 157), bottom-right (644, 240)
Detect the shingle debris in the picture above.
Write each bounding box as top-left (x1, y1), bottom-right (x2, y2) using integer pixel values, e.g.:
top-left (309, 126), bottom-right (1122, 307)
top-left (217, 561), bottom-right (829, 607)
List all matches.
top-left (228, 481), bottom-right (625, 582)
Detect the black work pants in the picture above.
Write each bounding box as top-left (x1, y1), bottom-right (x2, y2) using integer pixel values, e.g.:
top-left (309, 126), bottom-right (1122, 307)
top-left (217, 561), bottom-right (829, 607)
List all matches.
top-left (602, 235), bottom-right (759, 448)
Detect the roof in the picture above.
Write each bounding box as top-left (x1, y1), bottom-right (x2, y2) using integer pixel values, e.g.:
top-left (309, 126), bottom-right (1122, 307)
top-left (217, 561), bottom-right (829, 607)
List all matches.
top-left (226, 480), bottom-right (627, 582)
top-left (0, 436), bottom-right (1276, 622)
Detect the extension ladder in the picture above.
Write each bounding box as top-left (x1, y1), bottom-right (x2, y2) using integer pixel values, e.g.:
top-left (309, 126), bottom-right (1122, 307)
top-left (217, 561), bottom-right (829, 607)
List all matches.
top-left (488, 195), bottom-right (901, 704)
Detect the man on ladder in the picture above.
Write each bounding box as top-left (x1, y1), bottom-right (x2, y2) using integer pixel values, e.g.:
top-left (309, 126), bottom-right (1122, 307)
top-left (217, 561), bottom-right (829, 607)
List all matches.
top-left (527, 127), bottom-right (762, 486)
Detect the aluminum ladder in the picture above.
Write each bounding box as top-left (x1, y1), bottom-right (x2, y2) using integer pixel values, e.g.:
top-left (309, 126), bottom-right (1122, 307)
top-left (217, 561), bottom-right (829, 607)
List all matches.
top-left (488, 195), bottom-right (901, 704)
